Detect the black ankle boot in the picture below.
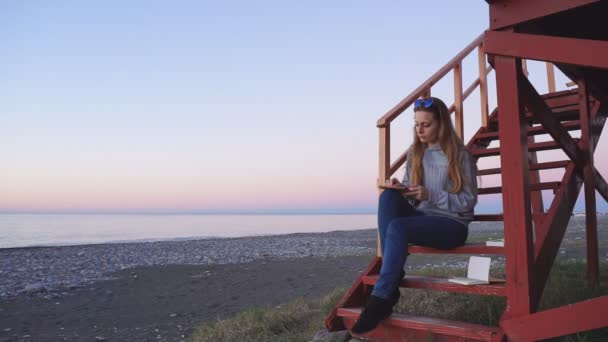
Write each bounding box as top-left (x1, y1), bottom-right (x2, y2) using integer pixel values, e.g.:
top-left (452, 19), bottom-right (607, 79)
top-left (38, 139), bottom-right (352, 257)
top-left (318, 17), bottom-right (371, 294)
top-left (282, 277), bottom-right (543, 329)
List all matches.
top-left (389, 269), bottom-right (405, 306)
top-left (351, 295), bottom-right (394, 334)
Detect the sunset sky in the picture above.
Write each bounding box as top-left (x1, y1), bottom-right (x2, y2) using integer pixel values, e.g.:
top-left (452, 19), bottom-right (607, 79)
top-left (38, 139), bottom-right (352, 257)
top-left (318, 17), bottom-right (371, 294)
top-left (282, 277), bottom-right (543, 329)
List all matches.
top-left (1, 1), bottom-right (607, 213)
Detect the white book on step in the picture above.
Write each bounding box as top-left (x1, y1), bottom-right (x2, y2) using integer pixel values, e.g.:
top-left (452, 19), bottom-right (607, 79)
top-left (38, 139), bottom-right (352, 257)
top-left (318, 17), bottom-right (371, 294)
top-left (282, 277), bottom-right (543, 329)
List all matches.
top-left (448, 256), bottom-right (491, 285)
top-left (486, 238), bottom-right (505, 247)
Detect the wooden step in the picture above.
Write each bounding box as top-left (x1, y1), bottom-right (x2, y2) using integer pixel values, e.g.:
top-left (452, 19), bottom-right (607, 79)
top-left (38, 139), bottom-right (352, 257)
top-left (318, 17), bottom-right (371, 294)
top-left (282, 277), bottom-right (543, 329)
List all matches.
top-left (473, 214), bottom-right (504, 221)
top-left (488, 106), bottom-right (580, 128)
top-left (478, 181), bottom-right (560, 195)
top-left (337, 308), bottom-right (503, 341)
top-left (408, 242), bottom-right (504, 255)
top-left (475, 121), bottom-right (580, 141)
top-left (471, 140), bottom-right (578, 157)
top-left (486, 90), bottom-right (580, 126)
top-left (477, 160), bottom-right (570, 176)
top-left (361, 274), bottom-right (506, 296)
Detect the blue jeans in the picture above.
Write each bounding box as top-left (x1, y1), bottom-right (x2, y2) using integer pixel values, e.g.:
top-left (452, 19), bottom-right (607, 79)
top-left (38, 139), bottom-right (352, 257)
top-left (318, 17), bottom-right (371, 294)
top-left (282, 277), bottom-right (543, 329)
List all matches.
top-left (372, 189), bottom-right (468, 299)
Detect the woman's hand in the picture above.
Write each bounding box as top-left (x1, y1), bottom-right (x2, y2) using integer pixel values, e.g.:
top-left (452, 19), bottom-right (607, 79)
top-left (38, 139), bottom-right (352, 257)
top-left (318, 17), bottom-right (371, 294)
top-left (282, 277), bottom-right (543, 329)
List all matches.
top-left (405, 185), bottom-right (429, 201)
top-left (380, 178), bottom-right (408, 192)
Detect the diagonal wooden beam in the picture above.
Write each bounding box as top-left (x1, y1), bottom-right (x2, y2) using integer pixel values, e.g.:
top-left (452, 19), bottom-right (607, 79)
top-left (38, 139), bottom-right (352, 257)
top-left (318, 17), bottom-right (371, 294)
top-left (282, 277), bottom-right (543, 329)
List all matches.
top-left (595, 168), bottom-right (608, 203)
top-left (578, 79), bottom-right (599, 285)
top-left (534, 164), bottom-right (582, 302)
top-left (518, 75), bottom-right (584, 167)
top-left (583, 98), bottom-right (608, 202)
top-left (485, 31), bottom-right (608, 69)
top-left (325, 257), bottom-right (381, 331)
top-left (501, 296), bottom-right (608, 341)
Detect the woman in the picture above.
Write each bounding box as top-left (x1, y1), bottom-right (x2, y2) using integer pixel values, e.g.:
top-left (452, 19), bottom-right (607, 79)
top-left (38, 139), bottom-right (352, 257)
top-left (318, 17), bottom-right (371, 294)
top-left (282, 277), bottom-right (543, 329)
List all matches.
top-left (351, 97), bottom-right (478, 334)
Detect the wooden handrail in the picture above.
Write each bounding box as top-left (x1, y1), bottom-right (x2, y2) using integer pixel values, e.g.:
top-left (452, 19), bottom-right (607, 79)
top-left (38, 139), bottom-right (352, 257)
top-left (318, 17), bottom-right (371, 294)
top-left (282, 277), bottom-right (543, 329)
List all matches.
top-left (448, 65), bottom-right (494, 114)
top-left (376, 33), bottom-right (485, 128)
top-left (377, 31), bottom-right (562, 186)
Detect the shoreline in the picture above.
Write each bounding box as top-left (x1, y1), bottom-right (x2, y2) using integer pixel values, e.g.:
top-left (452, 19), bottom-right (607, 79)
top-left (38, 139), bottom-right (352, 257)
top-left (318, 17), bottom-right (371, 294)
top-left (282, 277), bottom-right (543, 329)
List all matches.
top-left (0, 227), bottom-right (377, 251)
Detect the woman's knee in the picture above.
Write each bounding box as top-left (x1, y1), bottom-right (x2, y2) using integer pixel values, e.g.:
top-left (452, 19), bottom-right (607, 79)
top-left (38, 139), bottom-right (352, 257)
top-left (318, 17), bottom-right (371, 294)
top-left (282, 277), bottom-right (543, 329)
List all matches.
top-left (379, 189), bottom-right (402, 206)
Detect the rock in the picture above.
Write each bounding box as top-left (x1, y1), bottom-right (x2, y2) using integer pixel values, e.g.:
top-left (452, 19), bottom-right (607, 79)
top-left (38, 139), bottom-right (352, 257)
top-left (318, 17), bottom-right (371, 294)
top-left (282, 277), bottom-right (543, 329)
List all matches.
top-left (311, 329), bottom-right (351, 342)
top-left (24, 283), bottom-right (45, 293)
top-left (95, 336), bottom-right (106, 341)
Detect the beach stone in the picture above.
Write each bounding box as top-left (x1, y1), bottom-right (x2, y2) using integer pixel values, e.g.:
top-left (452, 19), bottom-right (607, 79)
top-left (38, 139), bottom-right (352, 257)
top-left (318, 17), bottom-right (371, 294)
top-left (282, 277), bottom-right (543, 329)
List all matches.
top-left (311, 329), bottom-right (351, 342)
top-left (23, 283), bottom-right (44, 293)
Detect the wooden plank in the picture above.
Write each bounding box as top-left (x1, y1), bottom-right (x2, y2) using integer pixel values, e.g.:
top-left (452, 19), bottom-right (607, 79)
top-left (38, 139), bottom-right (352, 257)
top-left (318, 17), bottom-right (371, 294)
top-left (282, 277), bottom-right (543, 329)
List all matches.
top-left (475, 121), bottom-right (580, 141)
top-left (488, 0), bottom-right (600, 30)
top-left (472, 140), bottom-right (579, 157)
top-left (500, 296), bottom-right (608, 341)
top-left (479, 44), bottom-right (490, 127)
top-left (408, 242), bottom-right (505, 255)
top-left (474, 214), bottom-right (504, 221)
top-left (534, 163), bottom-right (582, 305)
top-left (478, 182), bottom-right (560, 195)
top-left (454, 62), bottom-right (464, 139)
top-left (338, 308), bottom-right (502, 341)
top-left (378, 126), bottom-right (391, 257)
top-left (421, 87), bottom-right (430, 99)
top-left (494, 56), bottom-right (536, 317)
top-left (361, 274), bottom-right (506, 296)
top-left (485, 30), bottom-right (608, 69)
top-left (477, 160), bottom-right (570, 176)
top-left (578, 80), bottom-right (599, 285)
top-left (388, 148), bottom-right (409, 177)
top-left (325, 257), bottom-right (381, 331)
top-left (379, 126), bottom-right (390, 184)
top-left (519, 76), bottom-right (584, 166)
top-left (546, 63), bottom-right (556, 93)
top-left (594, 168), bottom-right (608, 203)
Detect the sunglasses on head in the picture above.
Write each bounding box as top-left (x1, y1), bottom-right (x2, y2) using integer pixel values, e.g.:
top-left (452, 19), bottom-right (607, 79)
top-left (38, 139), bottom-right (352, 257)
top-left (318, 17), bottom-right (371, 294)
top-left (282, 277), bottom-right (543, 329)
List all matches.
top-left (414, 98), bottom-right (434, 109)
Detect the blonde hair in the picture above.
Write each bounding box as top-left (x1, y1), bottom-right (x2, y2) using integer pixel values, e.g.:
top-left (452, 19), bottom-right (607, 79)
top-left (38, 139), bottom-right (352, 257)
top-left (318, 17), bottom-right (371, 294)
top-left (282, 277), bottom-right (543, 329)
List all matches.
top-left (410, 97), bottom-right (466, 193)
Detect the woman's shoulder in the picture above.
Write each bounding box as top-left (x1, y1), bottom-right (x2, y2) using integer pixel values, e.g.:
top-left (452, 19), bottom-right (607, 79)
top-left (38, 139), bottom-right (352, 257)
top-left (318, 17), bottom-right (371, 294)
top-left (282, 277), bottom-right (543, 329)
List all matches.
top-left (458, 146), bottom-right (477, 169)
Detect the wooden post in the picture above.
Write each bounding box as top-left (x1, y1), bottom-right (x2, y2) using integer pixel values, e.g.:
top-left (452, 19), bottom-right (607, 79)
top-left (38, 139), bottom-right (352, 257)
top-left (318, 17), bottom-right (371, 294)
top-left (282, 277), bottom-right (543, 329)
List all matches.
top-left (495, 55), bottom-right (537, 317)
top-left (478, 44), bottom-right (489, 128)
top-left (578, 79), bottom-right (599, 286)
top-left (546, 63), bottom-right (556, 93)
top-left (454, 62), bottom-right (464, 139)
top-left (522, 59), bottom-right (529, 76)
top-left (378, 125), bottom-right (391, 257)
top-left (421, 88), bottom-right (431, 99)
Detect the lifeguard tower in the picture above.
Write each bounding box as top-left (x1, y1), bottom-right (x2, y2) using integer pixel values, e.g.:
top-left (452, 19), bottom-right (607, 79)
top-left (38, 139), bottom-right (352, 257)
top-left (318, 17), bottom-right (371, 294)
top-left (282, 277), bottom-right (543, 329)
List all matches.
top-left (325, 1), bottom-right (608, 340)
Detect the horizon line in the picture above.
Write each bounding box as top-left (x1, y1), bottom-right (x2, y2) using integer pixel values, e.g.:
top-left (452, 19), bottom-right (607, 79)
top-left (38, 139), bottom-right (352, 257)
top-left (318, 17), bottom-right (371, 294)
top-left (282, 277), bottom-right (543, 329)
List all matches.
top-left (0, 208), bottom-right (378, 215)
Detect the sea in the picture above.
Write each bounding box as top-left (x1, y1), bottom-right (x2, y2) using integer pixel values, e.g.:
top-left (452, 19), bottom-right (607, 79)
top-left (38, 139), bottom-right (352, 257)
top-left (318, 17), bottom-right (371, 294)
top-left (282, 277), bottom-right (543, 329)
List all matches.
top-left (0, 213), bottom-right (377, 249)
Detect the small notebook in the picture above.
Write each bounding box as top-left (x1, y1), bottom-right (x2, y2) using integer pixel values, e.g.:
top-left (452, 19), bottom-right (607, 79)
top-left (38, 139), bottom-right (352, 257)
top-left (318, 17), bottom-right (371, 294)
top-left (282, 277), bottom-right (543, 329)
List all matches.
top-left (448, 256), bottom-right (491, 285)
top-left (486, 238), bottom-right (505, 247)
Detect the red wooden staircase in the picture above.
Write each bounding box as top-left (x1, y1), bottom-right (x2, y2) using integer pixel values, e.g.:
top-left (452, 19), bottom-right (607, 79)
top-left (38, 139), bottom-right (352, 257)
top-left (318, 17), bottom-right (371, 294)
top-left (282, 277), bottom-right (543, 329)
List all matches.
top-left (325, 1), bottom-right (608, 341)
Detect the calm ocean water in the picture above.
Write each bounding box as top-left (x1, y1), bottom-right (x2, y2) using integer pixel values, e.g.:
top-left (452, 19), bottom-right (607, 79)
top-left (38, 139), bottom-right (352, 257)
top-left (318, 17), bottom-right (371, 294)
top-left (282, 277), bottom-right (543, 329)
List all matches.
top-left (0, 213), bottom-right (377, 249)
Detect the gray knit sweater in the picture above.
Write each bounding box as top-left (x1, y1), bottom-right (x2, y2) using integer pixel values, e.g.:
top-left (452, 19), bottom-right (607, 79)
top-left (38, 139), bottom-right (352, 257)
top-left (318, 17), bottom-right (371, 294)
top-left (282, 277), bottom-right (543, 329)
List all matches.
top-left (401, 144), bottom-right (478, 226)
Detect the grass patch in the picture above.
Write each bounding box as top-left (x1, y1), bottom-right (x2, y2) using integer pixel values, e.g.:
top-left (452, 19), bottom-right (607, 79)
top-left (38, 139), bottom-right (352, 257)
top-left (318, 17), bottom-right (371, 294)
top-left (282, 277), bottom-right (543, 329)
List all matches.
top-left (189, 261), bottom-right (607, 342)
top-left (188, 287), bottom-right (346, 342)
top-left (396, 261), bottom-right (608, 341)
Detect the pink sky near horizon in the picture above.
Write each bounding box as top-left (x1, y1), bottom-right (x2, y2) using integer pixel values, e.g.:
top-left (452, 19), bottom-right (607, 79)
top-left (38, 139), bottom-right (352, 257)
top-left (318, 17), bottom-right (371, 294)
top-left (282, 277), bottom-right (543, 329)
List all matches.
top-left (2, 1), bottom-right (607, 214)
